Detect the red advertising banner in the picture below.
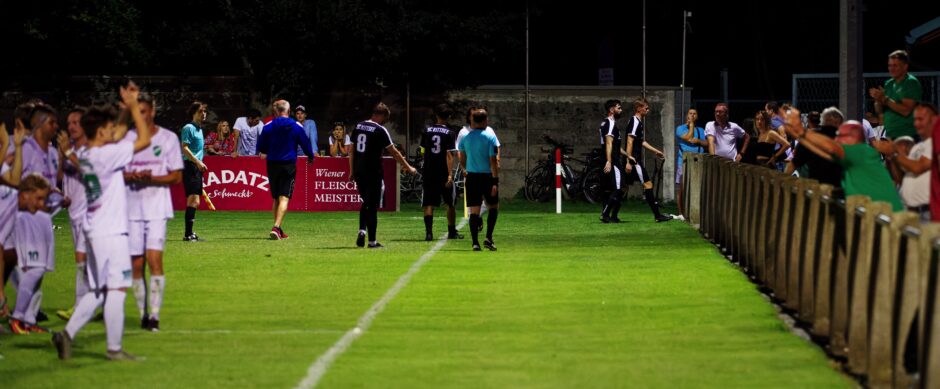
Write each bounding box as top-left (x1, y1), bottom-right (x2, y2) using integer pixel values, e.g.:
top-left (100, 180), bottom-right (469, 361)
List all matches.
top-left (170, 156), bottom-right (399, 212)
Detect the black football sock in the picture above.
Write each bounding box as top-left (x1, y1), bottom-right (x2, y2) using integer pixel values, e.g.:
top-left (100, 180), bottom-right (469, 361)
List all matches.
top-left (470, 214), bottom-right (482, 245)
top-left (424, 215), bottom-right (433, 235)
top-left (643, 188), bottom-right (661, 217)
top-left (610, 191), bottom-right (624, 219)
top-left (486, 209), bottom-right (498, 241)
top-left (368, 208), bottom-right (378, 242)
top-left (185, 207), bottom-right (196, 236)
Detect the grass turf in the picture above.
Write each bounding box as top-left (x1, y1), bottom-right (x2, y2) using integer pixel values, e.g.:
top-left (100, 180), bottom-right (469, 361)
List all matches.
top-left (1, 200), bottom-right (851, 388)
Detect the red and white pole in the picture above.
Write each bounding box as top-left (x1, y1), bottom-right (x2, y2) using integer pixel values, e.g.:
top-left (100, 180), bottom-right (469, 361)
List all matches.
top-left (555, 148), bottom-right (562, 214)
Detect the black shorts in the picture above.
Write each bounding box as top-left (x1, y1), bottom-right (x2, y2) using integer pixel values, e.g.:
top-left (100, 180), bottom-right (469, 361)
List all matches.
top-left (465, 173), bottom-right (499, 208)
top-left (183, 160), bottom-right (203, 196)
top-left (356, 176), bottom-right (386, 209)
top-left (267, 160), bottom-right (297, 199)
top-left (626, 160), bottom-right (651, 185)
top-left (607, 164), bottom-right (625, 190)
top-left (422, 176), bottom-right (456, 208)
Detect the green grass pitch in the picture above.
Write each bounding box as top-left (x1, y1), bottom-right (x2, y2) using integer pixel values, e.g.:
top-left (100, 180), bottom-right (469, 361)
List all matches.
top-left (1, 200), bottom-right (851, 388)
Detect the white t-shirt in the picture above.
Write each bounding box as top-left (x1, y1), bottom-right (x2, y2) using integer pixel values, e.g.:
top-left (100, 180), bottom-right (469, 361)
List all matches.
top-left (15, 210), bottom-right (55, 270)
top-left (125, 127), bottom-right (184, 220)
top-left (0, 184), bottom-right (16, 244)
top-left (63, 145), bottom-right (87, 222)
top-left (328, 134), bottom-right (353, 146)
top-left (900, 139), bottom-right (932, 207)
top-left (704, 121), bottom-right (746, 160)
top-left (234, 117), bottom-right (264, 156)
top-left (80, 140), bottom-right (135, 238)
top-left (456, 126), bottom-right (501, 149)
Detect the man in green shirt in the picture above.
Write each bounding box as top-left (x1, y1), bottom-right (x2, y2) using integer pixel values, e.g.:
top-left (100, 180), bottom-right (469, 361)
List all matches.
top-left (869, 50), bottom-right (922, 140)
top-left (782, 109), bottom-right (904, 211)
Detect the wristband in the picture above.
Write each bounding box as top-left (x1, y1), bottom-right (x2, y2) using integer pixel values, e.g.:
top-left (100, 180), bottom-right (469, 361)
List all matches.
top-left (64, 148), bottom-right (74, 158)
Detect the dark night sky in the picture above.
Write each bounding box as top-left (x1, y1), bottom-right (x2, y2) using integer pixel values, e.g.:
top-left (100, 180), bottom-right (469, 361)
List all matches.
top-left (524, 1), bottom-right (939, 102)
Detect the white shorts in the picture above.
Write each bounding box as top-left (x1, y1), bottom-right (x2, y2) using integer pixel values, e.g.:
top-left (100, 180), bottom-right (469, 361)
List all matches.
top-left (86, 234), bottom-right (133, 290)
top-left (675, 162), bottom-right (684, 185)
top-left (70, 220), bottom-right (87, 254)
top-left (15, 211), bottom-right (55, 271)
top-left (128, 219), bottom-right (168, 256)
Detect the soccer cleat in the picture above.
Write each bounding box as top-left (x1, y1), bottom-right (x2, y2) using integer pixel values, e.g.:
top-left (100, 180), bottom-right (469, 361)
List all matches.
top-left (472, 244), bottom-right (482, 251)
top-left (655, 214), bottom-right (674, 223)
top-left (56, 307), bottom-right (75, 321)
top-left (610, 217), bottom-right (622, 223)
top-left (599, 215), bottom-right (610, 223)
top-left (183, 233), bottom-right (204, 242)
top-left (483, 239), bottom-right (497, 251)
top-left (148, 319), bottom-right (160, 332)
top-left (106, 349), bottom-right (140, 362)
top-left (36, 310), bottom-right (49, 323)
top-left (367, 242), bottom-right (384, 249)
top-left (425, 233), bottom-right (434, 241)
top-left (356, 231), bottom-right (366, 247)
top-left (270, 227), bottom-right (281, 240)
top-left (141, 316), bottom-right (150, 330)
top-left (447, 232), bottom-right (464, 239)
top-left (27, 323), bottom-right (50, 334)
top-left (9, 319), bottom-right (29, 335)
top-left (52, 331), bottom-right (72, 360)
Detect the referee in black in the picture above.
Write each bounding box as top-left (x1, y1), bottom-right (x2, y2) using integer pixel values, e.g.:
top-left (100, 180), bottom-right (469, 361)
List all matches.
top-left (457, 105), bottom-right (500, 251)
top-left (420, 104), bottom-right (463, 241)
top-left (257, 99), bottom-right (315, 239)
top-left (349, 102), bottom-right (417, 248)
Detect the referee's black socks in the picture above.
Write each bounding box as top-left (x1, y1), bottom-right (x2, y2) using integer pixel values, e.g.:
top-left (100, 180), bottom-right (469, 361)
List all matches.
top-left (424, 215), bottom-right (433, 235)
top-left (469, 214), bottom-right (482, 245)
top-left (486, 209), bottom-right (498, 241)
top-left (185, 206), bottom-right (196, 236)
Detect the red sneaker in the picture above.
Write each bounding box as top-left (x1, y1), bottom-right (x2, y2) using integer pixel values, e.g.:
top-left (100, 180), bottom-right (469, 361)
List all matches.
top-left (9, 318), bottom-right (29, 335)
top-left (270, 227), bottom-right (281, 240)
top-left (278, 227), bottom-right (288, 239)
top-left (27, 323), bottom-right (50, 334)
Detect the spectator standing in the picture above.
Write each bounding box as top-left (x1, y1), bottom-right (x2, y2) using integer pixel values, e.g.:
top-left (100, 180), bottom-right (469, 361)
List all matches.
top-left (294, 105), bottom-right (318, 157)
top-left (871, 103), bottom-right (936, 221)
top-left (675, 108), bottom-right (707, 214)
top-left (869, 50), bottom-right (922, 140)
top-left (234, 109), bottom-right (263, 157)
top-left (705, 103), bottom-right (750, 161)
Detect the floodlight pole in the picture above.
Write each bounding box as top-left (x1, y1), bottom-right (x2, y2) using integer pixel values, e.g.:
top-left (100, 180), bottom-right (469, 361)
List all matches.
top-left (525, 1), bottom-right (530, 175)
top-left (642, 0), bottom-right (647, 98)
top-left (680, 11), bottom-right (690, 118)
top-left (840, 0), bottom-right (864, 120)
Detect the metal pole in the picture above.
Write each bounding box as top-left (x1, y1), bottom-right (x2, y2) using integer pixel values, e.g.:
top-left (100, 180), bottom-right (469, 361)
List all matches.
top-left (642, 0), bottom-right (647, 98)
top-left (840, 0), bottom-right (864, 120)
top-left (525, 1), bottom-right (530, 175)
top-left (406, 80), bottom-right (411, 154)
top-left (681, 10), bottom-right (688, 117)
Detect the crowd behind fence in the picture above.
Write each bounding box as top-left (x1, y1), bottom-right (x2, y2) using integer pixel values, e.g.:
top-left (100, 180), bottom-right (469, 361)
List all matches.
top-left (682, 152), bottom-right (940, 388)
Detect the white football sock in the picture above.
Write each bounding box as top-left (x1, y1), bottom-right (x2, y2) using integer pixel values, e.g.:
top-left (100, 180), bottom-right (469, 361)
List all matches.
top-left (149, 275), bottom-right (165, 320)
top-left (104, 290), bottom-right (126, 352)
top-left (74, 261), bottom-right (88, 308)
top-left (25, 290), bottom-right (43, 324)
top-left (65, 292), bottom-right (104, 340)
top-left (132, 278), bottom-right (147, 317)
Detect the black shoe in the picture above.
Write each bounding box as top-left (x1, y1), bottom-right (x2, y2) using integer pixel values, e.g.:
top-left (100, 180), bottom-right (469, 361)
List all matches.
top-left (483, 239), bottom-right (497, 251)
top-left (148, 319), bottom-right (160, 332)
top-left (447, 232), bottom-right (464, 239)
top-left (356, 231), bottom-right (366, 247)
top-left (472, 244), bottom-right (482, 251)
top-left (183, 233), bottom-right (204, 242)
top-left (425, 233), bottom-right (434, 241)
top-left (600, 215), bottom-right (610, 223)
top-left (36, 310), bottom-right (48, 323)
top-left (610, 217), bottom-right (622, 223)
top-left (655, 214), bottom-right (674, 223)
top-left (52, 331), bottom-right (72, 360)
top-left (141, 316), bottom-right (150, 329)
top-left (368, 242), bottom-right (384, 249)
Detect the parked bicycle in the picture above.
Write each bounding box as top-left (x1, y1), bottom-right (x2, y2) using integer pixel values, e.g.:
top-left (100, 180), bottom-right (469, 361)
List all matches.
top-left (524, 135), bottom-right (607, 204)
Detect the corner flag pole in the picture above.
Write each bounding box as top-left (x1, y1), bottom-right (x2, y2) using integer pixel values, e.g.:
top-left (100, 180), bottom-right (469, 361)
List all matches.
top-left (463, 181), bottom-right (468, 218)
top-left (555, 148), bottom-right (562, 214)
top-left (202, 190), bottom-right (216, 211)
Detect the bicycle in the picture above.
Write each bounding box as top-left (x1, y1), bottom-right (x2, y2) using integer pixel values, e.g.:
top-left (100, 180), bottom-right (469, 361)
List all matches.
top-left (399, 146), bottom-right (424, 203)
top-left (524, 135), bottom-right (607, 204)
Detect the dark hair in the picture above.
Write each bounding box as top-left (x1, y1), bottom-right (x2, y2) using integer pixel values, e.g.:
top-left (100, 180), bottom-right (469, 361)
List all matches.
top-left (14, 102), bottom-right (38, 128)
top-left (20, 173), bottom-right (51, 193)
top-left (807, 111), bottom-right (821, 127)
top-left (81, 105), bottom-right (117, 140)
top-left (29, 104), bottom-right (58, 129)
top-left (916, 102), bottom-right (938, 116)
top-left (247, 108), bottom-right (262, 119)
top-left (433, 103), bottom-right (454, 120)
top-left (187, 101), bottom-right (206, 119)
top-left (465, 102), bottom-right (487, 124)
top-left (373, 102), bottom-right (390, 117)
top-left (633, 98), bottom-right (648, 112)
top-left (765, 101), bottom-right (779, 112)
top-left (888, 50), bottom-right (910, 64)
top-left (69, 106), bottom-right (87, 116)
top-left (138, 92), bottom-right (155, 108)
top-left (604, 99), bottom-right (621, 112)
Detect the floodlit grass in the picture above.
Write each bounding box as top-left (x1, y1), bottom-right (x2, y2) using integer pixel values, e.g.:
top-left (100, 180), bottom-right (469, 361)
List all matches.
top-left (1, 200), bottom-right (851, 388)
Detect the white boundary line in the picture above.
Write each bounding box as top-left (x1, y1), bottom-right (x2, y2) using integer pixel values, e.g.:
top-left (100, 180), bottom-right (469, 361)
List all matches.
top-left (294, 218), bottom-right (468, 389)
top-left (77, 329), bottom-right (344, 335)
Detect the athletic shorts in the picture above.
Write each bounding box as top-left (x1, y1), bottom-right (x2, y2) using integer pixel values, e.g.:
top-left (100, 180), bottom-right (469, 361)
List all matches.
top-left (267, 160), bottom-right (297, 199)
top-left (626, 160), bottom-right (650, 185)
top-left (675, 162), bottom-right (683, 185)
top-left (422, 176), bottom-right (456, 208)
top-left (465, 173), bottom-right (499, 208)
top-left (356, 176), bottom-right (386, 209)
top-left (608, 165), bottom-right (625, 190)
top-left (183, 160), bottom-right (204, 196)
top-left (128, 219), bottom-right (168, 256)
top-left (70, 219), bottom-right (87, 254)
top-left (14, 211), bottom-right (55, 271)
top-left (86, 233), bottom-right (133, 290)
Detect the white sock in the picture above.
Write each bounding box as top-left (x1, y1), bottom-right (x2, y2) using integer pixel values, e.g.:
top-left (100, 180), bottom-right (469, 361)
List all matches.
top-left (359, 229), bottom-right (366, 234)
top-left (25, 290), bottom-right (43, 324)
top-left (132, 278), bottom-right (147, 318)
top-left (65, 292), bottom-right (104, 340)
top-left (104, 290), bottom-right (126, 352)
top-left (74, 262), bottom-right (88, 308)
top-left (149, 276), bottom-right (165, 320)
top-left (12, 267), bottom-right (43, 321)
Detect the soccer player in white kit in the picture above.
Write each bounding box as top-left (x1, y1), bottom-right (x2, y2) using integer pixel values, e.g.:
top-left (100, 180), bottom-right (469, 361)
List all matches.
top-left (125, 94), bottom-right (183, 332)
top-left (0, 123), bottom-right (27, 317)
top-left (57, 107), bottom-right (90, 322)
top-left (53, 82), bottom-right (153, 361)
top-left (9, 174), bottom-right (54, 334)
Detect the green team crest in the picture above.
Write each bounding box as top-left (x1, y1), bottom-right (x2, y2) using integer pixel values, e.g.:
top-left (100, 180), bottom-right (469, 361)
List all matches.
top-left (153, 145), bottom-right (162, 156)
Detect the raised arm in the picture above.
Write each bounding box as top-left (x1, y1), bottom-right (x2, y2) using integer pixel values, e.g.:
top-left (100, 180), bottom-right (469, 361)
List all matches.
top-left (784, 109), bottom-right (843, 160)
top-left (119, 82), bottom-right (152, 152)
top-left (1, 124), bottom-right (26, 187)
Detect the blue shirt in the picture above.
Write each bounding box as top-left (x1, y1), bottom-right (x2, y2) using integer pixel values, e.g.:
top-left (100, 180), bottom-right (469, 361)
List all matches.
top-left (181, 123), bottom-right (205, 161)
top-left (458, 128), bottom-right (499, 174)
top-left (258, 117), bottom-right (315, 162)
top-left (296, 119), bottom-right (319, 156)
top-left (675, 124), bottom-right (705, 170)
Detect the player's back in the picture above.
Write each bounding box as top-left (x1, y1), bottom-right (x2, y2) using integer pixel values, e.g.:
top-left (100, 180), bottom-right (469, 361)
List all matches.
top-left (625, 115), bottom-right (645, 160)
top-left (421, 125), bottom-right (456, 177)
top-left (459, 128), bottom-right (497, 174)
top-left (352, 120), bottom-right (393, 178)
